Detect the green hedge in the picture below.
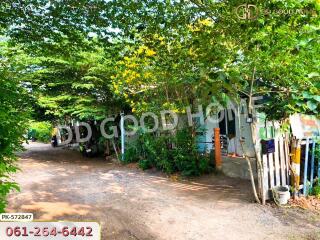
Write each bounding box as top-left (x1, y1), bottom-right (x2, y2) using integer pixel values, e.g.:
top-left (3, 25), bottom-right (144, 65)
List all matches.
top-left (28, 121), bottom-right (53, 143)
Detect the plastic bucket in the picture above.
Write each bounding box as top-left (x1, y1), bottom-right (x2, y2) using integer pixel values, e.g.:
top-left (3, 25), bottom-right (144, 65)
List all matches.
top-left (274, 186), bottom-right (290, 205)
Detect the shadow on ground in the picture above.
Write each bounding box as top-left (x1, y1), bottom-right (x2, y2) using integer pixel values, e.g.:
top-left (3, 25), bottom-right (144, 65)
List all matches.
top-left (7, 142), bottom-right (320, 240)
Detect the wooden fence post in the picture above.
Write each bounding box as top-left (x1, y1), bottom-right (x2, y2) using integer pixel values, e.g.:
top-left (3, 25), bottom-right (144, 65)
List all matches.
top-left (214, 128), bottom-right (222, 170)
top-left (303, 138), bottom-right (310, 195)
top-left (291, 139), bottom-right (301, 196)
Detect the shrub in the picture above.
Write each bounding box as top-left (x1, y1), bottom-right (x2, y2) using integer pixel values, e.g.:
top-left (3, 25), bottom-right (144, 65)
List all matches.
top-left (123, 145), bottom-right (140, 163)
top-left (121, 127), bottom-right (212, 177)
top-left (313, 185), bottom-right (320, 198)
top-left (138, 159), bottom-right (152, 170)
top-left (0, 62), bottom-right (29, 212)
top-left (29, 121), bottom-right (53, 143)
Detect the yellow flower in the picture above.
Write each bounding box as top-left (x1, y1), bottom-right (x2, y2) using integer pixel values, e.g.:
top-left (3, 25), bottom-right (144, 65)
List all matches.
top-left (144, 72), bottom-right (152, 78)
top-left (188, 48), bottom-right (196, 56)
top-left (199, 18), bottom-right (213, 26)
top-left (145, 49), bottom-right (156, 56)
top-left (128, 63), bottom-right (137, 68)
top-left (137, 46), bottom-right (146, 54)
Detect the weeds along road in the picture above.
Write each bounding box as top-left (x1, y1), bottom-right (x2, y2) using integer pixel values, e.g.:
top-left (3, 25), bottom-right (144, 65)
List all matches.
top-left (7, 142), bottom-right (320, 240)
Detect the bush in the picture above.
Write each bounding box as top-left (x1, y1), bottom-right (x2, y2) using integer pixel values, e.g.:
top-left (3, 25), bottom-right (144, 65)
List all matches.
top-left (121, 127), bottom-right (212, 177)
top-left (123, 145), bottom-right (140, 163)
top-left (313, 185), bottom-right (320, 198)
top-left (138, 159), bottom-right (152, 170)
top-left (29, 121), bottom-right (53, 143)
top-left (312, 181), bottom-right (320, 198)
top-left (0, 61), bottom-right (29, 212)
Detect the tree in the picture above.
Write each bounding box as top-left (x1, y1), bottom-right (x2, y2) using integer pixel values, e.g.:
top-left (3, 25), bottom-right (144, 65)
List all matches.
top-left (112, 0), bottom-right (319, 117)
top-left (0, 41), bottom-right (30, 212)
top-left (109, 0), bottom-right (319, 203)
top-left (0, 0), bottom-right (318, 204)
top-left (22, 39), bottom-right (127, 121)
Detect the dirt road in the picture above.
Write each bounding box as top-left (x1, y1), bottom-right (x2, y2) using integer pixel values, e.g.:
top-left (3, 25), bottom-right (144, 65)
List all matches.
top-left (7, 143), bottom-right (320, 240)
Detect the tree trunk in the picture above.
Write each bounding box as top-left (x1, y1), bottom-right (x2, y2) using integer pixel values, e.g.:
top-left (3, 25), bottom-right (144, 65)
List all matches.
top-left (105, 139), bottom-right (110, 156)
top-left (237, 106), bottom-right (261, 204)
top-left (248, 66), bottom-right (265, 204)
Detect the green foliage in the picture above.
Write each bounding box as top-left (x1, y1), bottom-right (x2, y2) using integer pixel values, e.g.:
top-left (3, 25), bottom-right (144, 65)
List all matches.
top-left (123, 144), bottom-right (141, 164)
top-left (0, 181), bottom-right (20, 213)
top-left (313, 186), bottom-right (320, 198)
top-left (29, 121), bottom-right (53, 143)
top-left (122, 128), bottom-right (212, 177)
top-left (0, 0), bottom-right (318, 209)
top-left (138, 159), bottom-right (152, 171)
top-left (0, 42), bottom-right (29, 212)
top-left (110, 0), bottom-right (320, 119)
top-left (1, 1), bottom-right (318, 120)
top-left (22, 44), bottom-right (128, 121)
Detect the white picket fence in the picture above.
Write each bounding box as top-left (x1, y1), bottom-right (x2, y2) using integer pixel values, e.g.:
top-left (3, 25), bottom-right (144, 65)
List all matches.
top-left (262, 135), bottom-right (291, 200)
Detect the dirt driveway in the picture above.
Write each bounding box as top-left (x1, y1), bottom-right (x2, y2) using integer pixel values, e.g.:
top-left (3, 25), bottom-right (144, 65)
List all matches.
top-left (7, 143), bottom-right (320, 240)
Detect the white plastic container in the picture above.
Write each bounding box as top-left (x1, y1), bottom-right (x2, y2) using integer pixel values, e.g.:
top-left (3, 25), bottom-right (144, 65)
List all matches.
top-left (274, 186), bottom-right (290, 205)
